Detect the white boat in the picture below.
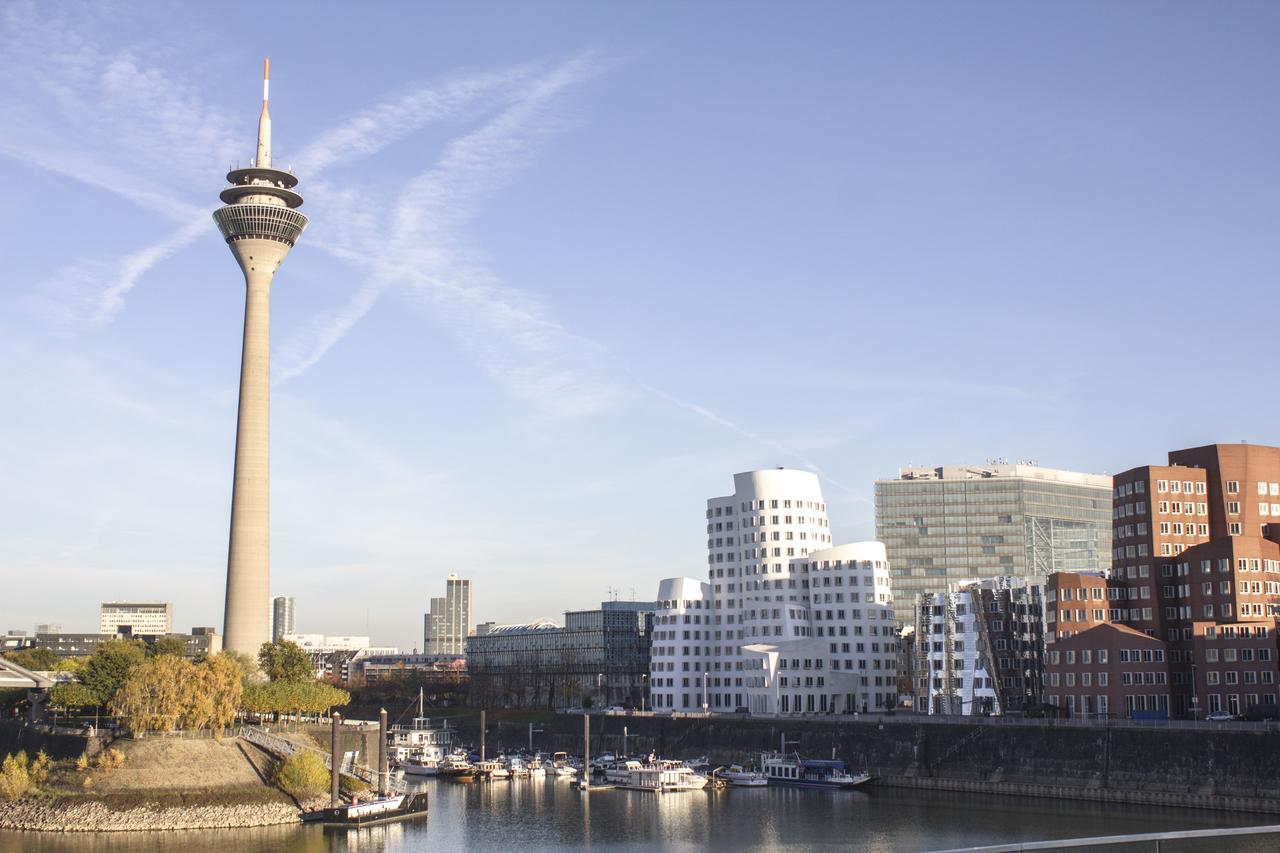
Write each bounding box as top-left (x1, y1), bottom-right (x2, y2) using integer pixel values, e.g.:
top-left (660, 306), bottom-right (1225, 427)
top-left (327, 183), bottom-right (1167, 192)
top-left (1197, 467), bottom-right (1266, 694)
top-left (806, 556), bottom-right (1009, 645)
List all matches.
top-left (474, 759), bottom-right (508, 780)
top-left (527, 756), bottom-right (547, 779)
top-left (400, 757), bottom-right (440, 777)
top-left (716, 764), bottom-right (768, 787)
top-left (604, 759), bottom-right (643, 783)
top-left (619, 759), bottom-right (709, 793)
top-left (551, 751), bottom-right (580, 777)
top-left (503, 756), bottom-right (531, 779)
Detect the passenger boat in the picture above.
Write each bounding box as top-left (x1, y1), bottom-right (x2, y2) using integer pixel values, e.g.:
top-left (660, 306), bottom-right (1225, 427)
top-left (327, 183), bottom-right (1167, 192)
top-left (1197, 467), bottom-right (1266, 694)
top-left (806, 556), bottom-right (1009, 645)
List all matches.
top-left (527, 755), bottom-right (547, 779)
top-left (618, 759), bottom-right (709, 793)
top-left (758, 752), bottom-right (871, 789)
top-left (302, 792), bottom-right (429, 828)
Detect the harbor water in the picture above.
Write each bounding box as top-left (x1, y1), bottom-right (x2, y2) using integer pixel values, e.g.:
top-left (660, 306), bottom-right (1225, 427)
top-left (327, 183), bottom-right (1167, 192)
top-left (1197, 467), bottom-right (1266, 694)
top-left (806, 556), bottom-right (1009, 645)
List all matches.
top-left (1, 779), bottom-right (1276, 852)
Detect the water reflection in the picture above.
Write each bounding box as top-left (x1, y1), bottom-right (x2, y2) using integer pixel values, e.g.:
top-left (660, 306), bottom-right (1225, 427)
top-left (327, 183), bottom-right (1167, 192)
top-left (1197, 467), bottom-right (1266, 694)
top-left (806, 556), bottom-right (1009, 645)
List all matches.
top-left (3, 778), bottom-right (1277, 853)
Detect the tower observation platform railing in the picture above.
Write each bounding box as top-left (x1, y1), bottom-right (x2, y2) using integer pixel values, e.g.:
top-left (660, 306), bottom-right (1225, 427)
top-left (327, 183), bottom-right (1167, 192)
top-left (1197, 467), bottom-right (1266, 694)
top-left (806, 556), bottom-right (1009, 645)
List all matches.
top-left (213, 203), bottom-right (309, 246)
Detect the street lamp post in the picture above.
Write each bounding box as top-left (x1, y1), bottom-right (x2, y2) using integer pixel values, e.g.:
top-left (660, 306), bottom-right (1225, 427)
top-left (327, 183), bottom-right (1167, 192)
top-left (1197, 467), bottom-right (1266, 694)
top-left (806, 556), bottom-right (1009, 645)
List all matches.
top-left (702, 671), bottom-right (709, 716)
top-left (597, 672), bottom-right (604, 707)
top-left (1191, 664), bottom-right (1199, 721)
top-left (641, 674), bottom-right (648, 713)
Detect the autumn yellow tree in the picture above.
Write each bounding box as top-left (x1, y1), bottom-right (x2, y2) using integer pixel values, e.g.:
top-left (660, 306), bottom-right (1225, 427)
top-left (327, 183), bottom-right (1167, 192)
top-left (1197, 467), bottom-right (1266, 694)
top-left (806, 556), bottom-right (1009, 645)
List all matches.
top-left (110, 655), bottom-right (197, 735)
top-left (195, 653), bottom-right (244, 736)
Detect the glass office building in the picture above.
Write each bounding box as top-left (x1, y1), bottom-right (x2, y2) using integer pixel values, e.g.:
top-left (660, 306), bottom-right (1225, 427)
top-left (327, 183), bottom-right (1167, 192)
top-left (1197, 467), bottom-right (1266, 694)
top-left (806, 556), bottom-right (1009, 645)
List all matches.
top-left (876, 464), bottom-right (1112, 624)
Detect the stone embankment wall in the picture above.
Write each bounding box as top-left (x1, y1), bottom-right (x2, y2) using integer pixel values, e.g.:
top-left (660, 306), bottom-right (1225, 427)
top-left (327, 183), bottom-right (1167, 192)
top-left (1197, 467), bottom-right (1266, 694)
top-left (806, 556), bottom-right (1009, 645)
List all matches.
top-left (0, 800), bottom-right (302, 832)
top-left (528, 714), bottom-right (1280, 814)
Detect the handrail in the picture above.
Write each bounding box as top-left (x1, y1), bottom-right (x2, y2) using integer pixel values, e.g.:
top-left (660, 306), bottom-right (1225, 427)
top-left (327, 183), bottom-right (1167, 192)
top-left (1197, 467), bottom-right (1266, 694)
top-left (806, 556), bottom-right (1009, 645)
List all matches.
top-left (923, 822), bottom-right (1280, 852)
top-left (237, 725), bottom-right (405, 794)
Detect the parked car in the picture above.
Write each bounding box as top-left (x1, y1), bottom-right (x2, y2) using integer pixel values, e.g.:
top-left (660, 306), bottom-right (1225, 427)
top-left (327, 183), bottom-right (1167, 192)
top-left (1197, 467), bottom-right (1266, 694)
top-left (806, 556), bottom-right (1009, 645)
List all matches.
top-left (1205, 711), bottom-right (1235, 722)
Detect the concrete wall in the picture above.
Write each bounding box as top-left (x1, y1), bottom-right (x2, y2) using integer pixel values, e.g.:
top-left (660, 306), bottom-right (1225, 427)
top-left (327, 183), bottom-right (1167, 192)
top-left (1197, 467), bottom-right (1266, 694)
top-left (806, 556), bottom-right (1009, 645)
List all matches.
top-left (533, 714), bottom-right (1280, 813)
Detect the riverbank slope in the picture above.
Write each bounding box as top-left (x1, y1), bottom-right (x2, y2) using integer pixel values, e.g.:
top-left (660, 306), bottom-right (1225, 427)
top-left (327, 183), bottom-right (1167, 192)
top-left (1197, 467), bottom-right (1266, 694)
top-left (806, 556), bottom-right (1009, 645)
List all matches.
top-left (0, 736), bottom-right (307, 832)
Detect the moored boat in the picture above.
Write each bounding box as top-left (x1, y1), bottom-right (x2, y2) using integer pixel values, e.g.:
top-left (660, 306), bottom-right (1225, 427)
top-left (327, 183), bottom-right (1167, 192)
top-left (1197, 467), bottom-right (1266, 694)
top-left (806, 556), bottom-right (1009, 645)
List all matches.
top-left (618, 759), bottom-right (709, 793)
top-left (758, 752), bottom-right (871, 789)
top-left (302, 792), bottom-right (429, 828)
top-left (715, 764), bottom-right (768, 787)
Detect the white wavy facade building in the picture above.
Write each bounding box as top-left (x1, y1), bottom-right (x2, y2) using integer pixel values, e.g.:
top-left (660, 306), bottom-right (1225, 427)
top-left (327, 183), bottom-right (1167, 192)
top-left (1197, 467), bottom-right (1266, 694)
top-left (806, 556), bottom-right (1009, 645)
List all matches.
top-left (649, 469), bottom-right (897, 715)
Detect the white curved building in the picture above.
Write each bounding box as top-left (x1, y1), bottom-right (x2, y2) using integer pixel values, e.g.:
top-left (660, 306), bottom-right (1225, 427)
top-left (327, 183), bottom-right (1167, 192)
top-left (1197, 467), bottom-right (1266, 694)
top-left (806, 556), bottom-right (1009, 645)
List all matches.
top-left (650, 469), bottom-right (897, 715)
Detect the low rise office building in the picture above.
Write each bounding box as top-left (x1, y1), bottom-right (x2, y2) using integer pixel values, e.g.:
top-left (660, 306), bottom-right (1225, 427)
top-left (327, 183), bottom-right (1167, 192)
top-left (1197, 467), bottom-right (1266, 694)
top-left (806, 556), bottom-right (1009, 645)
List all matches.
top-left (33, 627), bottom-right (222, 659)
top-left (99, 601), bottom-right (173, 636)
top-left (466, 601), bottom-right (654, 709)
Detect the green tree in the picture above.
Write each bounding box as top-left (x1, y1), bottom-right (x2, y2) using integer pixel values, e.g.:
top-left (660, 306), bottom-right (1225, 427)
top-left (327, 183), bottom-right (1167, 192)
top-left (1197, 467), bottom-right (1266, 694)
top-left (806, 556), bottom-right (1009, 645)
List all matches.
top-left (3, 647), bottom-right (60, 671)
top-left (242, 680), bottom-right (349, 719)
top-left (49, 682), bottom-right (100, 710)
top-left (148, 637), bottom-right (188, 658)
top-left (110, 655), bottom-right (196, 735)
top-left (258, 641), bottom-right (313, 683)
top-left (81, 639), bottom-right (147, 706)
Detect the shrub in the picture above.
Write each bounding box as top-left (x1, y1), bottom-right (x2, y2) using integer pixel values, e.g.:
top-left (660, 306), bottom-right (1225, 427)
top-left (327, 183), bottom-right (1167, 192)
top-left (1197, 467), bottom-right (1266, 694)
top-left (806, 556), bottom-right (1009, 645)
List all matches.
top-left (29, 751), bottom-right (50, 786)
top-left (0, 753), bottom-right (32, 801)
top-left (75, 753), bottom-right (89, 772)
top-left (94, 748), bottom-right (126, 771)
top-left (82, 775), bottom-right (93, 790)
top-left (340, 775), bottom-right (370, 797)
top-left (275, 750), bottom-right (329, 798)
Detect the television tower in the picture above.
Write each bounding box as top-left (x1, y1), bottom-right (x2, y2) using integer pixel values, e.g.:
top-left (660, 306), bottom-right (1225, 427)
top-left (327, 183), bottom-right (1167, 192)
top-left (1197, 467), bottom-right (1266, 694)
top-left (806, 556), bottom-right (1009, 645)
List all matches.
top-left (213, 59), bottom-right (308, 656)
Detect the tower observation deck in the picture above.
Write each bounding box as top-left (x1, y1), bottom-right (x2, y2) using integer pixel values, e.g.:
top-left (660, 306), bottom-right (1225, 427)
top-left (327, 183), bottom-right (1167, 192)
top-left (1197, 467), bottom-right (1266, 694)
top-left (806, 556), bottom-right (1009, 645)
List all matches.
top-left (214, 59), bottom-right (308, 657)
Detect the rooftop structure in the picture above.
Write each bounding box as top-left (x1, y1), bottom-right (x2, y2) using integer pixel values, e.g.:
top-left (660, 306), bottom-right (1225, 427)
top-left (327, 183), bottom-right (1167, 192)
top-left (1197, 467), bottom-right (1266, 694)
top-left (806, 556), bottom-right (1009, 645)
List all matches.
top-left (216, 59), bottom-right (309, 656)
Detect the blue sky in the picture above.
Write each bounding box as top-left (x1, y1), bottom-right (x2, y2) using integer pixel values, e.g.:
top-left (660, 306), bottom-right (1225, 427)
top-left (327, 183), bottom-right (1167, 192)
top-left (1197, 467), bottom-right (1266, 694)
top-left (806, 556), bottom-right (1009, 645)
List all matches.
top-left (1, 1), bottom-right (1277, 651)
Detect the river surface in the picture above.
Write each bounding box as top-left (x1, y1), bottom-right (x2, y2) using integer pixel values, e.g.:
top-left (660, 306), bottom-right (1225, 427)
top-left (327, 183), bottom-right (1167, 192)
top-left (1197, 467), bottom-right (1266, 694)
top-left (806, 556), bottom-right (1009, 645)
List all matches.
top-left (1, 778), bottom-right (1276, 853)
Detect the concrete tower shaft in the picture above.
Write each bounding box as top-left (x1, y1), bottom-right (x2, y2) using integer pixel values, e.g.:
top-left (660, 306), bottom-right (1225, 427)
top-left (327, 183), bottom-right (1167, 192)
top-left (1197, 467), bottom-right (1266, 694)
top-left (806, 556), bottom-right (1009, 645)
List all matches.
top-left (213, 59), bottom-right (308, 657)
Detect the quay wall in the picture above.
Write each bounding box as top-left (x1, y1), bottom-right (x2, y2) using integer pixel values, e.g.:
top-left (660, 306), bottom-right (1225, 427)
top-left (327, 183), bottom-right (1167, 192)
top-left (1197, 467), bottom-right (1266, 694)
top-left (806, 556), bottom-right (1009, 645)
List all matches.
top-left (0, 720), bottom-right (106, 760)
top-left (524, 714), bottom-right (1280, 814)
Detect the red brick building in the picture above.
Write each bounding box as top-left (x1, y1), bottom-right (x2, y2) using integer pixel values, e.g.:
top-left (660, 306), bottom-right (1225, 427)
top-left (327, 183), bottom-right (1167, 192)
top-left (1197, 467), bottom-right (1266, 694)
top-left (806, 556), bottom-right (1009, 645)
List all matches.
top-left (1045, 572), bottom-right (1109, 645)
top-left (1044, 623), bottom-right (1171, 719)
top-left (1108, 443), bottom-right (1280, 717)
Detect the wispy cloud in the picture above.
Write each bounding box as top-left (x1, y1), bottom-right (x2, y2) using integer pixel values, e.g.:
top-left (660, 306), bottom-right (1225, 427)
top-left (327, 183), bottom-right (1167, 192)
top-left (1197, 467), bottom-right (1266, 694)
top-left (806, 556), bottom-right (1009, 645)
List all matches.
top-left (275, 52), bottom-right (627, 416)
top-left (640, 382), bottom-right (864, 498)
top-left (2, 5), bottom-right (619, 419)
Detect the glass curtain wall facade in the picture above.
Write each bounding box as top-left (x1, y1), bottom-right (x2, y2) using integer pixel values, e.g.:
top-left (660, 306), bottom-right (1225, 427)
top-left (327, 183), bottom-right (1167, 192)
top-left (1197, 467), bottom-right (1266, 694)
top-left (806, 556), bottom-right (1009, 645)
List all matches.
top-left (876, 465), bottom-right (1112, 624)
